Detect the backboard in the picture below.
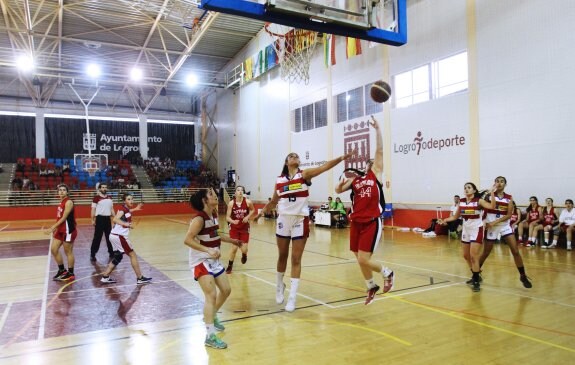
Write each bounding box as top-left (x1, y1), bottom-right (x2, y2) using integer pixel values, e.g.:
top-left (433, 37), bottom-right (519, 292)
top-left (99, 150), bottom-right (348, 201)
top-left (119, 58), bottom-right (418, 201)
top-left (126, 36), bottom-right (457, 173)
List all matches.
top-left (200, 0), bottom-right (406, 46)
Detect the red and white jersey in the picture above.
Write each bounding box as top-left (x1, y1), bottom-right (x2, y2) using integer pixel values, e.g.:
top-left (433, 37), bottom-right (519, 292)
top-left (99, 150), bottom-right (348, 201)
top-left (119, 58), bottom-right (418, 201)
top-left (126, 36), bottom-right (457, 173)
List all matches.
top-left (276, 170), bottom-right (309, 216)
top-left (459, 197), bottom-right (483, 229)
top-left (91, 194), bottom-right (113, 216)
top-left (510, 212), bottom-right (519, 226)
top-left (485, 193), bottom-right (512, 224)
top-left (542, 207), bottom-right (557, 226)
top-left (56, 197), bottom-right (76, 234)
top-left (111, 204), bottom-right (131, 236)
top-left (189, 211), bottom-right (221, 268)
top-left (230, 198), bottom-right (250, 231)
top-left (349, 169), bottom-right (384, 223)
top-left (527, 206), bottom-right (541, 223)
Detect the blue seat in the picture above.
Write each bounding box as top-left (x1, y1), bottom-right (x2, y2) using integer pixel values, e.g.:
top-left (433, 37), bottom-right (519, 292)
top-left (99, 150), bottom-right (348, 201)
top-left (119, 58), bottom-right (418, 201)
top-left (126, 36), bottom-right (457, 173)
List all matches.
top-left (382, 203), bottom-right (393, 227)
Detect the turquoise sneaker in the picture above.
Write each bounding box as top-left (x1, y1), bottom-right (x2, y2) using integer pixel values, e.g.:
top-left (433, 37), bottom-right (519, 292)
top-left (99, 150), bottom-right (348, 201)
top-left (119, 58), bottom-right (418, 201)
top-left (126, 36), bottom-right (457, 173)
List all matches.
top-left (214, 316), bottom-right (225, 331)
top-left (205, 333), bottom-right (227, 349)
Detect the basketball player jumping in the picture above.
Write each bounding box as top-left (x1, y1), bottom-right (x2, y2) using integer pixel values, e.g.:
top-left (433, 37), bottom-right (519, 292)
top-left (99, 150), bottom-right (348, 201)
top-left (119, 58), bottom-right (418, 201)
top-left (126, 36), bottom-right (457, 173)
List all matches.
top-left (336, 116), bottom-right (394, 305)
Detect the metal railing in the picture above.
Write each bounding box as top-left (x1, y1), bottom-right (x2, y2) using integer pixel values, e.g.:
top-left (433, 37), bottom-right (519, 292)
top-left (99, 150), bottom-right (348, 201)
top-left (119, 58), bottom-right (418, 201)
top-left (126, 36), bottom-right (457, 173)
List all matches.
top-left (0, 188), bottom-right (196, 207)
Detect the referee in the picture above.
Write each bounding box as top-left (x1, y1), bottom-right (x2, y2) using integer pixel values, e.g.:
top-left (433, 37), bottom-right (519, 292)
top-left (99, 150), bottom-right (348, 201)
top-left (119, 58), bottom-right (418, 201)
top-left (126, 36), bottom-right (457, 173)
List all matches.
top-left (90, 182), bottom-right (115, 262)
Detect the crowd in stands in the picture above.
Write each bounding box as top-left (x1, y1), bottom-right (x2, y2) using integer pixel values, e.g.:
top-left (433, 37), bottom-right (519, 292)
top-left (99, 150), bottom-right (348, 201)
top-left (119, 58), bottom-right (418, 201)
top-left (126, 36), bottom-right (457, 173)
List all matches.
top-left (11, 157), bottom-right (139, 191)
top-left (144, 157), bottom-right (218, 190)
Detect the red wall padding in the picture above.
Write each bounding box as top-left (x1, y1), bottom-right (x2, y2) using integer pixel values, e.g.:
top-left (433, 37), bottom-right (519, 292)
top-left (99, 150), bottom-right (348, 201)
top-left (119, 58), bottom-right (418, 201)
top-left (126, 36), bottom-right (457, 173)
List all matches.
top-left (1, 202), bottom-right (449, 229)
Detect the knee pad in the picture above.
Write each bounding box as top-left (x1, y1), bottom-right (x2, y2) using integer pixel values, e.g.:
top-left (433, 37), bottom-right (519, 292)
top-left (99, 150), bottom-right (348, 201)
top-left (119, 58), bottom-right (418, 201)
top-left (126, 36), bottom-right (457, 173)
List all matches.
top-left (111, 251), bottom-right (124, 266)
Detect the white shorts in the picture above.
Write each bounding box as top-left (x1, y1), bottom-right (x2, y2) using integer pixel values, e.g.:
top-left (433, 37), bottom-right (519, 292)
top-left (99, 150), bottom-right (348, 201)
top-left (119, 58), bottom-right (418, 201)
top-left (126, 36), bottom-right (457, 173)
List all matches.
top-left (461, 225), bottom-right (484, 244)
top-left (109, 234), bottom-right (134, 254)
top-left (276, 215), bottom-right (310, 240)
top-left (485, 223), bottom-right (513, 241)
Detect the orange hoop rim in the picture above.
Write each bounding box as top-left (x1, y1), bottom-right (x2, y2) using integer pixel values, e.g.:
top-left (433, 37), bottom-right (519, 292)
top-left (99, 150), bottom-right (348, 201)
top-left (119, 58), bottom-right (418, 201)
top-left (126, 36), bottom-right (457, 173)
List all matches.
top-left (264, 22), bottom-right (286, 38)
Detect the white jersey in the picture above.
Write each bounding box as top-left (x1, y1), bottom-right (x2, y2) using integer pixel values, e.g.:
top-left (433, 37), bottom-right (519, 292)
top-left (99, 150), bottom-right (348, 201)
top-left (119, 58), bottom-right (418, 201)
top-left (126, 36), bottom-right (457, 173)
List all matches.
top-left (110, 205), bottom-right (131, 236)
top-left (189, 211), bottom-right (222, 268)
top-left (484, 193), bottom-right (512, 224)
top-left (275, 170), bottom-right (310, 216)
top-left (559, 208), bottom-right (575, 226)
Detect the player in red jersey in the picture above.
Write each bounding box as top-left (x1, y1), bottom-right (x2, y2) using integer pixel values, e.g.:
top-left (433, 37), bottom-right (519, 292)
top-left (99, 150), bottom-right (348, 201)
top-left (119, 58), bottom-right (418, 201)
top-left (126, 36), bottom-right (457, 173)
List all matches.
top-left (262, 149), bottom-right (354, 312)
top-left (518, 196), bottom-right (541, 247)
top-left (336, 116), bottom-right (394, 305)
top-left (439, 182), bottom-right (495, 292)
top-left (478, 176), bottom-right (532, 289)
top-left (509, 201), bottom-right (522, 234)
top-left (46, 184), bottom-right (77, 281)
top-left (184, 188), bottom-right (242, 349)
top-left (534, 198), bottom-right (558, 248)
top-left (225, 185), bottom-right (256, 273)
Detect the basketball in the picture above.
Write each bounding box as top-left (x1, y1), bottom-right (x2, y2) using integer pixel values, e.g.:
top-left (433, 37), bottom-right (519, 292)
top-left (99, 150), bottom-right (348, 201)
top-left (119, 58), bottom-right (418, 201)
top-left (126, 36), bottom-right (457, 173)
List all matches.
top-left (370, 80), bottom-right (392, 103)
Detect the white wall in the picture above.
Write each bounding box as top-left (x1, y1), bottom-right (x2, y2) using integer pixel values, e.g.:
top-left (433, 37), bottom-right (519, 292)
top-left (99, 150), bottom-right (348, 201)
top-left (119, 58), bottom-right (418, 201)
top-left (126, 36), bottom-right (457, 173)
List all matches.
top-left (215, 0), bottom-right (575, 208)
top-left (476, 0), bottom-right (575, 205)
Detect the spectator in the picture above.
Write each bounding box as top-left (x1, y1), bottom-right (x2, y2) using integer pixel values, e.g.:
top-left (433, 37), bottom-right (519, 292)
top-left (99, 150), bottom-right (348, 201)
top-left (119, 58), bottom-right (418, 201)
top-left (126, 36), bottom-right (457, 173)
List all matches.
top-left (549, 199), bottom-right (575, 250)
top-left (535, 198), bottom-right (558, 248)
top-left (518, 196), bottom-right (541, 247)
top-left (332, 197), bottom-right (347, 226)
top-left (441, 195), bottom-right (463, 238)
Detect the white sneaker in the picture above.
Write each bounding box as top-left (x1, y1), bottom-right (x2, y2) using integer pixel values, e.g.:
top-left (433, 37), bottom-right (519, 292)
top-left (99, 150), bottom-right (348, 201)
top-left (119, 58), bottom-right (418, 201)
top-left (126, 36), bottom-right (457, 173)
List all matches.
top-left (568, 244), bottom-right (572, 251)
top-left (100, 276), bottom-right (117, 284)
top-left (285, 296), bottom-right (296, 312)
top-left (276, 282), bottom-right (286, 304)
top-left (548, 243), bottom-right (557, 249)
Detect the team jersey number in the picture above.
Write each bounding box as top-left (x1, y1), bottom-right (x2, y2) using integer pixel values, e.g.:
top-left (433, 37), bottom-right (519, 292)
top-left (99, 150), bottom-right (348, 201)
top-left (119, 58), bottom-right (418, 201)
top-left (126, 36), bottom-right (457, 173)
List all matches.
top-left (288, 195), bottom-right (296, 202)
top-left (358, 187), bottom-right (372, 198)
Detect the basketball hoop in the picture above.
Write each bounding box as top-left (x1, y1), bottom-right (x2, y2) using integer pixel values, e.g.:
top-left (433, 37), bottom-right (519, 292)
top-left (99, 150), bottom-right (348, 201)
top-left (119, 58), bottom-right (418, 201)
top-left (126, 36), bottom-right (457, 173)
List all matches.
top-left (85, 167), bottom-right (99, 177)
top-left (74, 153), bottom-right (108, 178)
top-left (264, 23), bottom-right (318, 84)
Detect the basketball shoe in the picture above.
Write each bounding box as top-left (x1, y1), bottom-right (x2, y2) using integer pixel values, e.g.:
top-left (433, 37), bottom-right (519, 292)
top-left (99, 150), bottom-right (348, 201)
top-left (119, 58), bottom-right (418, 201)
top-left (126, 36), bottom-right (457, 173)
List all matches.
top-left (137, 276), bottom-right (152, 285)
top-left (205, 333), bottom-right (227, 349)
top-left (365, 285), bottom-right (380, 305)
top-left (276, 282), bottom-right (286, 304)
top-left (382, 271), bottom-right (395, 294)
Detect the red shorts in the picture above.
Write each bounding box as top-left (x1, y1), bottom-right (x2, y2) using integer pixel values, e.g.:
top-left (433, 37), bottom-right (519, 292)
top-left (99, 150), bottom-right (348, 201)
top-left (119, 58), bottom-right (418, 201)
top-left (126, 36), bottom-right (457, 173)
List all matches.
top-left (349, 218), bottom-right (383, 253)
top-left (53, 230), bottom-right (77, 243)
top-left (229, 229), bottom-right (250, 244)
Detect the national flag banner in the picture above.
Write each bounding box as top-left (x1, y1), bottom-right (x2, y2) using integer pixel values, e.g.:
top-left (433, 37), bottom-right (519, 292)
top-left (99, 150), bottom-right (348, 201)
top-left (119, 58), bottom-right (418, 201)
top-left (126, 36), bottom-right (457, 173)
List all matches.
top-left (346, 37), bottom-right (362, 58)
top-left (323, 34), bottom-right (336, 67)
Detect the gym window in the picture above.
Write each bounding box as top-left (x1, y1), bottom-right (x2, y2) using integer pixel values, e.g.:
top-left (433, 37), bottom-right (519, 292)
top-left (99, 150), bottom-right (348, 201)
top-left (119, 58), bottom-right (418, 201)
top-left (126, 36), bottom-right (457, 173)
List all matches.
top-left (292, 98), bottom-right (328, 132)
top-left (393, 51), bottom-right (468, 108)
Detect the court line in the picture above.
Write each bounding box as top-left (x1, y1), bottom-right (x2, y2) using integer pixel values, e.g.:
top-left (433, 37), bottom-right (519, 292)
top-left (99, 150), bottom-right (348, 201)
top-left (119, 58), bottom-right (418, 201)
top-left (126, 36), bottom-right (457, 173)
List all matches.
top-left (37, 235), bottom-right (52, 340)
top-left (381, 259), bottom-right (575, 309)
top-left (293, 318), bottom-right (412, 346)
top-left (394, 296), bottom-right (575, 354)
top-left (0, 302), bottom-right (13, 336)
top-left (0, 224), bottom-right (9, 232)
top-left (242, 272), bottom-right (336, 309)
top-left (331, 282), bottom-right (459, 308)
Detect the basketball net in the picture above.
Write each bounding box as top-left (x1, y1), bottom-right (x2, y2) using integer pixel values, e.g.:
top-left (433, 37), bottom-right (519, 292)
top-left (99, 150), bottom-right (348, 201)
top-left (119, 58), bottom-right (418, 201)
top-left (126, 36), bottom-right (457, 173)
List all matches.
top-left (265, 23), bottom-right (318, 84)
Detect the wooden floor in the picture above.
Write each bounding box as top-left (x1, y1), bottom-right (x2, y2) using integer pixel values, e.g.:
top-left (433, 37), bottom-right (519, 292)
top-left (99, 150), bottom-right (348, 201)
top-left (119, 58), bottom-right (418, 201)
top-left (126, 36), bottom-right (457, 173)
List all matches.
top-left (0, 216), bottom-right (574, 365)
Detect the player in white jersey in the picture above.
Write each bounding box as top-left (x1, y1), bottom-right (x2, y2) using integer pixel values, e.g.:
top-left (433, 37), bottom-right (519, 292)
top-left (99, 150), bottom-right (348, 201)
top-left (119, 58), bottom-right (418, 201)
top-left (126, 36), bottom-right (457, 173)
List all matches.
top-left (439, 182), bottom-right (495, 292)
top-left (479, 176), bottom-right (532, 289)
top-left (184, 188), bottom-right (242, 350)
top-left (100, 193), bottom-right (151, 285)
top-left (262, 150), bottom-right (354, 312)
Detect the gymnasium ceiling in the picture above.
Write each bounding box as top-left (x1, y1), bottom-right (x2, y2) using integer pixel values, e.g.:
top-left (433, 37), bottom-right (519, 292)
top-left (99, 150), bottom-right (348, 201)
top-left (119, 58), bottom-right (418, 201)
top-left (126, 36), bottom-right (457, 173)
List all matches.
top-left (0, 0), bottom-right (264, 118)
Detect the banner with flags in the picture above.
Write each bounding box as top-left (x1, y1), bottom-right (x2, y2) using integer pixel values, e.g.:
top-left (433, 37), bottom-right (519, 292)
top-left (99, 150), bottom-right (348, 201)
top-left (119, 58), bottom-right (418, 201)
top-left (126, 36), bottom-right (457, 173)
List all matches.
top-left (323, 34), bottom-right (336, 67)
top-left (346, 37), bottom-right (362, 58)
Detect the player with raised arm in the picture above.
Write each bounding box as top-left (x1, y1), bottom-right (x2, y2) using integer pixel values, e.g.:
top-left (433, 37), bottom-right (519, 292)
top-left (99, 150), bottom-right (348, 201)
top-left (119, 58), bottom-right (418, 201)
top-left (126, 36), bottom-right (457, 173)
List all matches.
top-left (336, 116), bottom-right (394, 305)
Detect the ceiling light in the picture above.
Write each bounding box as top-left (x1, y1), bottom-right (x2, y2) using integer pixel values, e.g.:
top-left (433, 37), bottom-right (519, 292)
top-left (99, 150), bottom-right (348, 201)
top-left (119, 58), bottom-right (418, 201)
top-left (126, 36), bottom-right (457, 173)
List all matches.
top-left (185, 73), bottom-right (198, 86)
top-left (17, 55), bottom-right (35, 73)
top-left (86, 63), bottom-right (101, 79)
top-left (130, 67), bottom-right (143, 81)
